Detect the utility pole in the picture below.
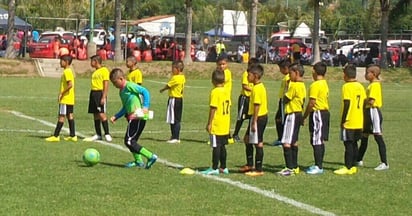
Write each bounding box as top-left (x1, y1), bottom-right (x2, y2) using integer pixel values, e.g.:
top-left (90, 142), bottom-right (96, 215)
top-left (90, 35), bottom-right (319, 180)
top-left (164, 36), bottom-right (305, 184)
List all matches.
top-left (87, 0), bottom-right (96, 58)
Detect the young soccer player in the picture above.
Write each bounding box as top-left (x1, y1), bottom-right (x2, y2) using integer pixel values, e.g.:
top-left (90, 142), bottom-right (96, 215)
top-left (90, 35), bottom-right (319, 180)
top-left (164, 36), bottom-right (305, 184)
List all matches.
top-left (84, 55), bottom-right (112, 142)
top-left (277, 63), bottom-right (306, 176)
top-left (216, 55), bottom-right (233, 143)
top-left (109, 68), bottom-right (157, 169)
top-left (241, 64), bottom-right (268, 177)
top-left (126, 56), bottom-right (143, 85)
top-left (356, 65), bottom-right (389, 171)
top-left (303, 62), bottom-right (330, 174)
top-left (45, 55), bottom-right (77, 142)
top-left (200, 69), bottom-right (231, 175)
top-left (231, 58), bottom-right (259, 142)
top-left (271, 59), bottom-right (291, 146)
top-left (160, 61), bottom-right (186, 144)
top-left (334, 64), bottom-right (366, 175)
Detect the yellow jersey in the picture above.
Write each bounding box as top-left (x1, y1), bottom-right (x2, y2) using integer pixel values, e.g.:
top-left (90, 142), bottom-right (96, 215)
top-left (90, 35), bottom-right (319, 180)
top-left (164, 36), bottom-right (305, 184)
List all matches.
top-left (240, 70), bottom-right (253, 97)
top-left (223, 68), bottom-right (232, 96)
top-left (309, 79), bottom-right (329, 111)
top-left (248, 82), bottom-right (268, 117)
top-left (127, 69), bottom-right (143, 85)
top-left (278, 74), bottom-right (290, 98)
top-left (90, 66), bottom-right (110, 91)
top-left (60, 68), bottom-right (75, 105)
top-left (285, 81), bottom-right (306, 114)
top-left (341, 81), bottom-right (366, 129)
top-left (366, 81), bottom-right (382, 108)
top-left (167, 74), bottom-right (186, 98)
top-left (209, 86), bottom-right (231, 135)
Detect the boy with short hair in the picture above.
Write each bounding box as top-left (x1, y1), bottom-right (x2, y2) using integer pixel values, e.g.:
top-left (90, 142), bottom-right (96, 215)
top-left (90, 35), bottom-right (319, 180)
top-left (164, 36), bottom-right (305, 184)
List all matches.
top-left (216, 55), bottom-right (233, 143)
top-left (242, 64), bottom-right (268, 177)
top-left (271, 59), bottom-right (291, 146)
top-left (200, 69), bottom-right (231, 175)
top-left (45, 55), bottom-right (77, 142)
top-left (109, 68), bottom-right (157, 169)
top-left (356, 64), bottom-right (389, 171)
top-left (160, 61), bottom-right (186, 144)
top-left (303, 62), bottom-right (330, 174)
top-left (231, 57), bottom-right (259, 142)
top-left (126, 56), bottom-right (143, 85)
top-left (334, 64), bottom-right (366, 175)
top-left (84, 55), bottom-right (112, 142)
top-left (278, 63), bottom-right (306, 176)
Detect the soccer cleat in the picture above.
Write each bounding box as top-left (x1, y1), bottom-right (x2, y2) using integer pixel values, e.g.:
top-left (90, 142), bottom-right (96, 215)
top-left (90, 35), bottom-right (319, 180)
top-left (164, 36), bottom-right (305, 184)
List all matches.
top-left (245, 171), bottom-right (264, 177)
top-left (64, 136), bottom-right (78, 142)
top-left (167, 139), bottom-right (180, 144)
top-left (228, 137), bottom-right (235, 144)
top-left (334, 166), bottom-right (357, 175)
top-left (145, 154), bottom-right (158, 169)
top-left (356, 160), bottom-right (364, 167)
top-left (220, 168), bottom-right (230, 174)
top-left (277, 168), bottom-right (294, 176)
top-left (200, 168), bottom-right (219, 175)
top-left (83, 135), bottom-right (102, 142)
top-left (45, 136), bottom-right (60, 142)
top-left (233, 135), bottom-right (241, 143)
top-left (305, 165), bottom-right (324, 175)
top-left (270, 140), bottom-right (283, 146)
top-left (125, 161), bottom-right (145, 168)
top-left (374, 163), bottom-right (389, 171)
top-left (293, 167), bottom-right (300, 174)
top-left (104, 134), bottom-right (112, 142)
top-left (239, 165), bottom-right (254, 173)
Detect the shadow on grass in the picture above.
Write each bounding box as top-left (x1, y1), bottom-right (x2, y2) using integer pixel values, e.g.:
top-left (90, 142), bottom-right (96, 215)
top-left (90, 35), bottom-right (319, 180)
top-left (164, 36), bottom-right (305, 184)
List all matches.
top-left (74, 160), bottom-right (125, 168)
top-left (142, 137), bottom-right (207, 144)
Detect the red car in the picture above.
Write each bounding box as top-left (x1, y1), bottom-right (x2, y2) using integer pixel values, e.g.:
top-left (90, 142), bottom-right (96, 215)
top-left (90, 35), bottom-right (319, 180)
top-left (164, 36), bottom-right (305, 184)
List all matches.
top-left (29, 32), bottom-right (75, 58)
top-left (270, 39), bottom-right (307, 58)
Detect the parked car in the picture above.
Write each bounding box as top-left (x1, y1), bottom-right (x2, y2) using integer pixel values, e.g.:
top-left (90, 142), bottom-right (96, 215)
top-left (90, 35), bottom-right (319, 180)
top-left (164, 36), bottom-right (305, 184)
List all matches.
top-left (330, 39), bottom-right (364, 56)
top-left (29, 35), bottom-right (72, 58)
top-left (80, 28), bottom-right (107, 47)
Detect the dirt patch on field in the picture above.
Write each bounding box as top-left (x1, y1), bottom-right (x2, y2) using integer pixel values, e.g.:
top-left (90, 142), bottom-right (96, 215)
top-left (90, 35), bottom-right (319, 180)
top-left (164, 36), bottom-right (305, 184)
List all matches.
top-left (0, 58), bottom-right (37, 76)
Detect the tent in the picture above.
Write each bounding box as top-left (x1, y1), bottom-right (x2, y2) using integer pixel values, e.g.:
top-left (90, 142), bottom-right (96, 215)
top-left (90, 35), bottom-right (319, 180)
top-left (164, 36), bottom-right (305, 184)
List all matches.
top-left (204, 28), bottom-right (233, 37)
top-left (0, 8), bottom-right (32, 30)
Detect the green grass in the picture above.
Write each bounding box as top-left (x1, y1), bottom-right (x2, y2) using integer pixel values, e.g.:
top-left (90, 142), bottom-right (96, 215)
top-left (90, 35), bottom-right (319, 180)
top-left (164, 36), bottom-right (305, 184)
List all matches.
top-left (0, 75), bottom-right (411, 215)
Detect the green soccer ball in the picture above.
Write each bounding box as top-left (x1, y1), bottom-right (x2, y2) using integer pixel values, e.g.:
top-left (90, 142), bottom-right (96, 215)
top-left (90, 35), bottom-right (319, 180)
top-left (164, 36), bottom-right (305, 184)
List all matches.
top-left (82, 148), bottom-right (100, 166)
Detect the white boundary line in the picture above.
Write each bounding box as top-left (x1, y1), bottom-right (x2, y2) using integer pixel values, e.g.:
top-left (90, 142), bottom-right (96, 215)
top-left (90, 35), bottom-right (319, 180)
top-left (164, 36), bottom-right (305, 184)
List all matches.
top-left (9, 110), bottom-right (335, 216)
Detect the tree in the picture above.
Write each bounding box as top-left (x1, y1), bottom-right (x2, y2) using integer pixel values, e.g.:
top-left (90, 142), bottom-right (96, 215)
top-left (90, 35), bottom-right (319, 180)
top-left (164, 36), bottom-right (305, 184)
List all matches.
top-left (312, 0), bottom-right (321, 64)
top-left (379, 0), bottom-right (390, 68)
top-left (183, 0), bottom-right (193, 64)
top-left (249, 0), bottom-right (258, 58)
top-left (5, 0), bottom-right (16, 59)
top-left (114, 0), bottom-right (122, 63)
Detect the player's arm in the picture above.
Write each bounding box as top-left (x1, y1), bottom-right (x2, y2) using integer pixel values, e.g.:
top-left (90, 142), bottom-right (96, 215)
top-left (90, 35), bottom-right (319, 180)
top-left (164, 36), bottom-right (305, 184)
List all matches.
top-left (111, 107), bottom-right (126, 123)
top-left (341, 100), bottom-right (350, 127)
top-left (367, 97), bottom-right (375, 107)
top-left (303, 98), bottom-right (316, 120)
top-left (101, 80), bottom-right (109, 105)
top-left (206, 106), bottom-right (217, 133)
top-left (242, 83), bottom-right (252, 92)
top-left (251, 103), bottom-right (260, 132)
top-left (159, 84), bottom-right (170, 93)
top-left (134, 85), bottom-right (151, 110)
top-left (59, 80), bottom-right (73, 102)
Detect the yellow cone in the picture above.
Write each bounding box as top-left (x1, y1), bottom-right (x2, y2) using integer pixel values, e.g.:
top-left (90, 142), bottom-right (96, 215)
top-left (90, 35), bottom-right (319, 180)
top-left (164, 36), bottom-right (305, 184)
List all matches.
top-left (180, 168), bottom-right (196, 175)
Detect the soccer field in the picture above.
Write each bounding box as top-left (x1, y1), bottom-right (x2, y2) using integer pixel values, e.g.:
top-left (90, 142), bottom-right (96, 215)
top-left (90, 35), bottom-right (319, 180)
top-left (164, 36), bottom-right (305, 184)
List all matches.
top-left (0, 76), bottom-right (411, 215)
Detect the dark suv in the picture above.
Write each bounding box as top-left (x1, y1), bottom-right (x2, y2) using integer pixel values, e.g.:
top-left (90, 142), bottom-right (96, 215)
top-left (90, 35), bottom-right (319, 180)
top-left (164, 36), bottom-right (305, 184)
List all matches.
top-left (223, 35), bottom-right (266, 61)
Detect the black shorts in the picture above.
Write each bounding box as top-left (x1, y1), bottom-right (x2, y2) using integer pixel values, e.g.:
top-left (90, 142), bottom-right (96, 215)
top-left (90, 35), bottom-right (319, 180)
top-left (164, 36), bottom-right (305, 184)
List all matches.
top-left (281, 112), bottom-right (303, 144)
top-left (166, 97), bottom-right (183, 124)
top-left (363, 108), bottom-right (383, 134)
top-left (341, 128), bottom-right (362, 142)
top-left (209, 134), bottom-right (229, 147)
top-left (58, 104), bottom-right (74, 115)
top-left (88, 91), bottom-right (106, 114)
top-left (236, 95), bottom-right (250, 120)
top-left (246, 115), bottom-right (268, 144)
top-left (309, 110), bottom-right (330, 145)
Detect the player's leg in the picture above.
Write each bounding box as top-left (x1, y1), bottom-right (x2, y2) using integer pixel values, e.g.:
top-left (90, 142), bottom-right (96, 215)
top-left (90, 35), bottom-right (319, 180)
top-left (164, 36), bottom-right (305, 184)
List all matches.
top-left (278, 114), bottom-right (294, 176)
top-left (253, 115), bottom-right (267, 174)
top-left (46, 104), bottom-right (66, 142)
top-left (372, 108), bottom-right (388, 170)
top-left (201, 134), bottom-right (221, 175)
top-left (233, 95), bottom-right (247, 141)
top-left (240, 123), bottom-right (254, 172)
top-left (98, 96), bottom-right (111, 141)
top-left (358, 108), bottom-right (372, 165)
